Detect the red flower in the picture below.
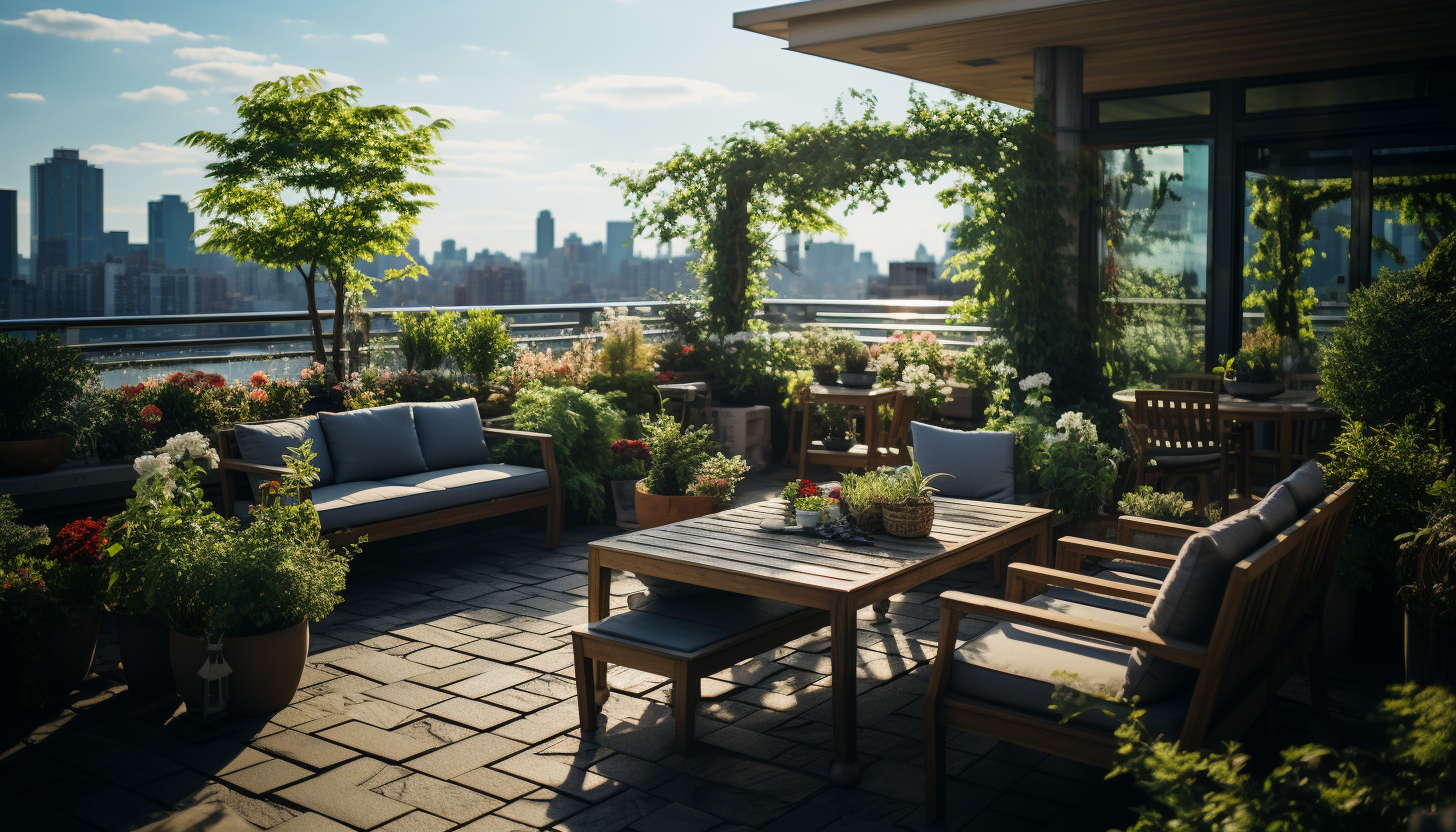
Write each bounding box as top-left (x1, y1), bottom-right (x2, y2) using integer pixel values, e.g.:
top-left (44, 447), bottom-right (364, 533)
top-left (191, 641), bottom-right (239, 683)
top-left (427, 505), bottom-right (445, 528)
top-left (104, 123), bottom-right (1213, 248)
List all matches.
top-left (140, 404), bottom-right (163, 427)
top-left (249, 371), bottom-right (269, 388)
top-left (51, 517), bottom-right (108, 564)
top-left (795, 479), bottom-right (820, 498)
top-left (681, 345), bottom-right (694, 354)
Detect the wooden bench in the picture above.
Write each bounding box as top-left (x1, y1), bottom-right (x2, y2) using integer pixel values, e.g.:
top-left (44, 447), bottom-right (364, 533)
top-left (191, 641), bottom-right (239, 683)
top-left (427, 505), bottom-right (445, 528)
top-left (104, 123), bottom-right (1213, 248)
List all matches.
top-left (573, 591), bottom-right (829, 754)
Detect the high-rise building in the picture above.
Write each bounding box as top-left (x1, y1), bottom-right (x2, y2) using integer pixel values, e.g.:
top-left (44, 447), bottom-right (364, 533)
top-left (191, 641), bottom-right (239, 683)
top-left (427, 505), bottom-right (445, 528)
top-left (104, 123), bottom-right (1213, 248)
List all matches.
top-left (605, 221), bottom-right (633, 279)
top-left (536, 210), bottom-right (554, 258)
top-left (102, 230), bottom-right (130, 262)
top-left (0, 189), bottom-right (16, 281)
top-left (148, 194), bottom-right (195, 269)
top-left (31, 148), bottom-right (104, 276)
top-left (785, 233), bottom-right (801, 271)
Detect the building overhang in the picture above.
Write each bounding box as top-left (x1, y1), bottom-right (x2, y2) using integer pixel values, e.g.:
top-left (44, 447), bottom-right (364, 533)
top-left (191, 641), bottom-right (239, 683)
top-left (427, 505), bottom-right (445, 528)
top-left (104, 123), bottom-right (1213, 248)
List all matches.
top-left (733, 0), bottom-right (1456, 109)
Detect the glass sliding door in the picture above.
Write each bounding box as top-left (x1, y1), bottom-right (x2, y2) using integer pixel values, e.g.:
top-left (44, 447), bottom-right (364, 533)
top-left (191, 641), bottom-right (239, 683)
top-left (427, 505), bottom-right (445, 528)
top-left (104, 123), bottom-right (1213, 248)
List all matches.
top-left (1371, 144), bottom-right (1456, 277)
top-left (1100, 144), bottom-right (1211, 388)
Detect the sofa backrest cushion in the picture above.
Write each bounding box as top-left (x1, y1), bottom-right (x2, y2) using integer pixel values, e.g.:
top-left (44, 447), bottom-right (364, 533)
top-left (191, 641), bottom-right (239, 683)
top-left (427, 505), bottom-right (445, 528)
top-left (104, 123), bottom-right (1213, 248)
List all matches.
top-left (1250, 483), bottom-right (1299, 541)
top-left (909, 422), bottom-right (1014, 503)
top-left (1279, 460), bottom-right (1326, 513)
top-left (1123, 508), bottom-right (1263, 702)
top-left (318, 405), bottom-right (428, 483)
top-left (233, 416), bottom-right (334, 499)
top-left (412, 399), bottom-right (490, 470)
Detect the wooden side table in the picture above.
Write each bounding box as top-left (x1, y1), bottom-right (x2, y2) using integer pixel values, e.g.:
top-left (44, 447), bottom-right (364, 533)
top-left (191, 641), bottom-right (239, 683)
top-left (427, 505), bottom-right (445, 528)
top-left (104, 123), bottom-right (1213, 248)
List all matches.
top-left (795, 385), bottom-right (911, 479)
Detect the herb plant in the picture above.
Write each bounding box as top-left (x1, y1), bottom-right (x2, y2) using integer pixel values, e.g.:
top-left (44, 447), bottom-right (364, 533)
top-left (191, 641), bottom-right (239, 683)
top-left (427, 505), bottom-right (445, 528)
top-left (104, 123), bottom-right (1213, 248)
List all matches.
top-left (1117, 486), bottom-right (1193, 522)
top-left (453, 308), bottom-right (513, 387)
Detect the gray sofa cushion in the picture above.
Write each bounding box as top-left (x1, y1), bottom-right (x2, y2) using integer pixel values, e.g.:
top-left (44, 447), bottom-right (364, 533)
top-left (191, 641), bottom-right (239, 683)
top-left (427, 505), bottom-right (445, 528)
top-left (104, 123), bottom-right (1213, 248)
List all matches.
top-left (412, 399), bottom-right (490, 470)
top-left (950, 621), bottom-right (1188, 738)
top-left (319, 405), bottom-right (428, 483)
top-left (1123, 510), bottom-right (1263, 702)
top-left (588, 591), bottom-right (807, 654)
top-left (310, 481), bottom-right (439, 530)
top-left (909, 422), bottom-right (1014, 503)
top-left (233, 416), bottom-right (335, 499)
top-left (1250, 483), bottom-right (1299, 540)
top-left (309, 464), bottom-right (548, 531)
top-left (381, 464), bottom-right (548, 502)
top-left (1280, 460), bottom-right (1326, 513)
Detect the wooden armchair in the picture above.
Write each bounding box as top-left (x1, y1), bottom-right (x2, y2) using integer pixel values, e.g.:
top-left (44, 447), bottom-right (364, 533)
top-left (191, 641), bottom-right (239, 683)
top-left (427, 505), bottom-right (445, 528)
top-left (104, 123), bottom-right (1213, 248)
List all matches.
top-left (1125, 390), bottom-right (1228, 513)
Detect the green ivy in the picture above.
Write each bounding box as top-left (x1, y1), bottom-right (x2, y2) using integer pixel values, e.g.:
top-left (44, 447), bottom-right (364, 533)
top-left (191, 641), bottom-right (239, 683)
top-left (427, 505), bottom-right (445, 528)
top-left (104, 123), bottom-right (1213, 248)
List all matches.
top-left (493, 382), bottom-right (625, 524)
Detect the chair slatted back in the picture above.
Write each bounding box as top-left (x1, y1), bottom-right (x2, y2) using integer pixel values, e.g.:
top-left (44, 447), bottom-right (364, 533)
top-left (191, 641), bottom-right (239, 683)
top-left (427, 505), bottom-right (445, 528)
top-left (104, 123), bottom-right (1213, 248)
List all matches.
top-left (1166, 373), bottom-right (1224, 395)
top-left (1285, 373), bottom-right (1320, 392)
top-left (1134, 390), bottom-right (1222, 455)
top-left (1275, 483), bottom-right (1356, 638)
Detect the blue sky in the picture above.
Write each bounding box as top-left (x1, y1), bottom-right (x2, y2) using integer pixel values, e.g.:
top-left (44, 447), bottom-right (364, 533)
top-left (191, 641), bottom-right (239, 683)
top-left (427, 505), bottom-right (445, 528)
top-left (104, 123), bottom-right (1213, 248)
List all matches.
top-left (0, 2), bottom-right (967, 265)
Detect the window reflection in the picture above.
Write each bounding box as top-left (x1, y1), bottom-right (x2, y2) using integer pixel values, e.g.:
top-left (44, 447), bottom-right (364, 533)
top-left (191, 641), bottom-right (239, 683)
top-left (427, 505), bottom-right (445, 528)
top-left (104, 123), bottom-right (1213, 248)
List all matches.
top-left (1371, 144), bottom-right (1456, 276)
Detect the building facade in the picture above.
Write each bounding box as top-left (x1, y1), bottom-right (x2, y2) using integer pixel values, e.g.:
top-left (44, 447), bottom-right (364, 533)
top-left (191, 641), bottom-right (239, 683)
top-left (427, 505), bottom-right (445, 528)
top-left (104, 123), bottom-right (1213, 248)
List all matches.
top-left (30, 148), bottom-right (103, 276)
top-left (147, 194), bottom-right (195, 270)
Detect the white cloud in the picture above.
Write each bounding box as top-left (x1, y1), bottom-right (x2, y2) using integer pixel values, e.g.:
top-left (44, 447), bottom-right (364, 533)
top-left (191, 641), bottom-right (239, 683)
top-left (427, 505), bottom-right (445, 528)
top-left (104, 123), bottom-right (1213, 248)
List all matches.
top-left (352, 33), bottom-right (387, 44)
top-left (111, 47), bottom-right (120, 53)
top-left (461, 45), bottom-right (509, 56)
top-left (418, 74), bottom-right (440, 83)
top-left (204, 106), bottom-right (220, 114)
top-left (438, 137), bottom-right (536, 164)
top-left (1, 9), bottom-right (201, 42)
top-left (169, 62), bottom-right (355, 93)
top-left (7, 92), bottom-right (45, 102)
top-left (543, 74), bottom-right (753, 110)
top-left (409, 103), bottom-right (498, 123)
top-left (173, 46), bottom-right (266, 63)
top-left (163, 167), bottom-right (202, 176)
top-left (85, 142), bottom-right (210, 165)
top-left (532, 113), bottom-right (564, 122)
top-left (119, 85), bottom-right (190, 103)
top-left (280, 19), bottom-right (314, 24)
top-left (207, 34), bottom-right (228, 40)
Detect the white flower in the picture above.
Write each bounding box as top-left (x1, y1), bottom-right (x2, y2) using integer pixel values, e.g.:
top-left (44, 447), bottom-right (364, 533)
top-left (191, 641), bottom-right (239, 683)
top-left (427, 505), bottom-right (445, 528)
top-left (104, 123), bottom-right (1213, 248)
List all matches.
top-left (163, 431), bottom-right (219, 468)
top-left (1054, 411), bottom-right (1098, 443)
top-left (1024, 397), bottom-right (1043, 408)
top-left (134, 452), bottom-right (176, 485)
top-left (1018, 372), bottom-right (1052, 391)
top-left (1044, 432), bottom-right (1068, 445)
top-left (993, 362), bottom-right (1017, 378)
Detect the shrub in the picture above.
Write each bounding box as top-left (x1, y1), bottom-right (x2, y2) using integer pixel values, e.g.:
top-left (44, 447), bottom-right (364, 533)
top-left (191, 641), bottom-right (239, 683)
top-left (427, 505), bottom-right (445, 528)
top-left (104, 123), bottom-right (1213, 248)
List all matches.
top-left (453, 309), bottom-right (514, 387)
top-left (586, 371), bottom-right (660, 423)
top-left (639, 411), bottom-right (718, 497)
top-left (597, 308), bottom-right (657, 376)
top-left (493, 382), bottom-right (625, 524)
top-left (0, 333), bottom-right (98, 440)
top-left (1038, 412), bottom-right (1124, 519)
top-left (686, 453), bottom-right (750, 507)
top-left (1117, 486), bottom-right (1193, 521)
top-left (394, 308), bottom-right (459, 372)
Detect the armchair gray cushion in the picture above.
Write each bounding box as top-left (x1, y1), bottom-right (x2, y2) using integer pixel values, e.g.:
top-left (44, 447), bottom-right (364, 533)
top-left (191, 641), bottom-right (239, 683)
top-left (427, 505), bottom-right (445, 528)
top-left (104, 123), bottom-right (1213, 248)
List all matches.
top-left (1279, 460), bottom-right (1326, 513)
top-left (233, 416), bottom-right (335, 499)
top-left (909, 422), bottom-right (1014, 503)
top-left (1123, 509), bottom-right (1263, 702)
top-left (319, 405), bottom-right (428, 483)
top-left (589, 591), bottom-right (807, 654)
top-left (1250, 483), bottom-right (1299, 540)
top-left (412, 399), bottom-right (490, 470)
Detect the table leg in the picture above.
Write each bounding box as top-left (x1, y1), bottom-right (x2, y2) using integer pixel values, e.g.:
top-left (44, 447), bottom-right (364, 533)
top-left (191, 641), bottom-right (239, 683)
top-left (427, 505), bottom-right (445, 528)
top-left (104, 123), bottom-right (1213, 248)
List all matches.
top-left (1278, 414), bottom-right (1294, 480)
top-left (871, 599), bottom-right (891, 622)
top-left (1037, 515), bottom-right (1052, 569)
top-left (797, 392), bottom-right (812, 480)
top-left (864, 402), bottom-right (879, 469)
top-left (830, 598), bottom-right (860, 786)
top-left (587, 548), bottom-right (611, 702)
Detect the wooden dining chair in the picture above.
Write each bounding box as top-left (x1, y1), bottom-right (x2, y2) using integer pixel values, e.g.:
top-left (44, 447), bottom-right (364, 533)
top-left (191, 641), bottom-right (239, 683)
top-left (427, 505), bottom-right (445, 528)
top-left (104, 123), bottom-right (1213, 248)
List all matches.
top-left (1283, 374), bottom-right (1334, 464)
top-left (1165, 372), bottom-right (1224, 395)
top-left (1285, 373), bottom-right (1320, 392)
top-left (1128, 390), bottom-right (1227, 513)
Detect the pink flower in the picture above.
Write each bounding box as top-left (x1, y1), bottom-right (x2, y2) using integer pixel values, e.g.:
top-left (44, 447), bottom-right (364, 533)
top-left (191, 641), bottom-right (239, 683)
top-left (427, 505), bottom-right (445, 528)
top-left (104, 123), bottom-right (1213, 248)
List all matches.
top-left (248, 389), bottom-right (268, 403)
top-left (249, 371), bottom-right (269, 388)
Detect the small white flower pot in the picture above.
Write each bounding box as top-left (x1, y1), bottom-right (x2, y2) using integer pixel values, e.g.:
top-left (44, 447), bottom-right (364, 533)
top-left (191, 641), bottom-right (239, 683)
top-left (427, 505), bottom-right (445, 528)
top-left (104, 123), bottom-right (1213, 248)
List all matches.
top-left (796, 509), bottom-right (823, 529)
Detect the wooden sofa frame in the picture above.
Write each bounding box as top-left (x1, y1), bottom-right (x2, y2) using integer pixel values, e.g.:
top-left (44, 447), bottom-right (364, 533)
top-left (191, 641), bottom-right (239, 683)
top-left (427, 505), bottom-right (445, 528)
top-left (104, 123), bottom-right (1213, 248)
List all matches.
top-left (218, 421), bottom-right (562, 549)
top-left (923, 482), bottom-right (1355, 819)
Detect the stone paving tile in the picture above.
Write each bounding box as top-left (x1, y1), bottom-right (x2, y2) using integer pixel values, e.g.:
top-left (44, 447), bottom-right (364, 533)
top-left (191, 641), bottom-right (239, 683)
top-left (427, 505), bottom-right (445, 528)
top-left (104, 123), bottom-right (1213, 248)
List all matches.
top-left (394, 716), bottom-right (478, 749)
top-left (407, 733), bottom-right (528, 779)
top-left (375, 772), bottom-right (504, 822)
top-left (330, 652), bottom-right (436, 685)
top-left (446, 664), bottom-right (542, 698)
top-left (493, 750), bottom-right (629, 803)
top-left (319, 721), bottom-right (438, 763)
top-left (374, 810), bottom-right (456, 832)
top-left (452, 766), bottom-right (540, 801)
top-left (275, 758), bottom-right (415, 829)
top-left (220, 758), bottom-right (313, 794)
top-left (424, 697), bottom-right (517, 730)
top-left (456, 639), bottom-right (537, 663)
top-left (366, 681), bottom-right (455, 711)
top-left (253, 730), bottom-right (359, 770)
top-left (486, 688), bottom-right (556, 713)
top-left (391, 623), bottom-right (477, 649)
top-left (629, 800), bottom-right (721, 832)
top-left (496, 787), bottom-right (590, 827)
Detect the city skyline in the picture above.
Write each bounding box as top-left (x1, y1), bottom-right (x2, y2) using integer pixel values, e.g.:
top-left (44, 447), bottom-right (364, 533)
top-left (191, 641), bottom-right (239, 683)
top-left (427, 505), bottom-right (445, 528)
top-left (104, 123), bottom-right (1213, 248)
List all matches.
top-left (0, 1), bottom-right (966, 271)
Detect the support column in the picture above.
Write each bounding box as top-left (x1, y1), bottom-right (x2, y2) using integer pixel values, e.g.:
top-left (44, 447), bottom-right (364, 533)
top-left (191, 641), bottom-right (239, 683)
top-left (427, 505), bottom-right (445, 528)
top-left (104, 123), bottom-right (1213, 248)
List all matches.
top-left (1032, 47), bottom-right (1086, 312)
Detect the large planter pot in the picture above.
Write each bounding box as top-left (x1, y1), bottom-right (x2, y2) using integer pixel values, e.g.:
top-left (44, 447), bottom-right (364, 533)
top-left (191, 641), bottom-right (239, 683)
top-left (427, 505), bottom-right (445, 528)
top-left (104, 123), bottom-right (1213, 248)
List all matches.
top-left (634, 483), bottom-right (716, 530)
top-left (1404, 614), bottom-right (1456, 686)
top-left (610, 480), bottom-right (640, 530)
top-left (838, 372), bottom-right (876, 389)
top-left (1222, 379), bottom-right (1284, 399)
top-left (0, 436), bottom-right (74, 477)
top-left (43, 606), bottom-right (101, 694)
top-left (171, 620), bottom-right (311, 718)
top-left (114, 612), bottom-right (176, 696)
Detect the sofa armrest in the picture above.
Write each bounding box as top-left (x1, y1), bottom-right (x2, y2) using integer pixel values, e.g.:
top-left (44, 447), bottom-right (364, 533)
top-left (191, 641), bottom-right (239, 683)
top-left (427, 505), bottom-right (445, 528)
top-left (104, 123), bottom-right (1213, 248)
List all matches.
top-left (1056, 536), bottom-right (1179, 572)
top-left (483, 427), bottom-right (551, 441)
top-left (1116, 515), bottom-right (1202, 546)
top-left (1005, 563), bottom-right (1161, 605)
top-left (218, 459), bottom-right (291, 477)
top-left (485, 428), bottom-right (559, 493)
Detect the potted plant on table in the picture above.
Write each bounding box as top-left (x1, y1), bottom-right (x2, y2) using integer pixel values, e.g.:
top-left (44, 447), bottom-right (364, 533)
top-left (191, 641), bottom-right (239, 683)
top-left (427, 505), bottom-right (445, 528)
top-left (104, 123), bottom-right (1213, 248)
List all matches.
top-left (794, 494), bottom-right (837, 529)
top-left (839, 469), bottom-right (905, 533)
top-left (1216, 328), bottom-right (1287, 399)
top-left (820, 404), bottom-right (855, 452)
top-left (881, 447), bottom-right (953, 538)
top-left (0, 333), bottom-right (98, 476)
top-left (607, 439), bottom-right (651, 529)
top-left (838, 342), bottom-right (875, 389)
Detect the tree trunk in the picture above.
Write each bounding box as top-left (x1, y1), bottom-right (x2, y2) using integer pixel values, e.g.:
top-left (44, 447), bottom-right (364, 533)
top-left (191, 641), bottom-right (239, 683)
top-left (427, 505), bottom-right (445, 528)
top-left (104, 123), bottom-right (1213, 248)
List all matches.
top-left (300, 265), bottom-right (327, 368)
top-left (330, 273), bottom-right (347, 384)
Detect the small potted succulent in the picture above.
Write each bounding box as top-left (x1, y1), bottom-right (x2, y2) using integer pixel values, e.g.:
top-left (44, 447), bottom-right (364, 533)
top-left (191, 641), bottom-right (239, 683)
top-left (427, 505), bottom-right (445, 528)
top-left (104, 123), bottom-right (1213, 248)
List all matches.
top-left (607, 439), bottom-right (651, 529)
top-left (881, 447), bottom-right (953, 538)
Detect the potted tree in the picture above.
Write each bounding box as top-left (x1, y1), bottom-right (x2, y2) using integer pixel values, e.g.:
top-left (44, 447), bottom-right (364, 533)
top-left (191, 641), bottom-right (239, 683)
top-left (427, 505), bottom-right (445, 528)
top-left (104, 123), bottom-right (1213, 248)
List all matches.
top-left (0, 334), bottom-right (97, 476)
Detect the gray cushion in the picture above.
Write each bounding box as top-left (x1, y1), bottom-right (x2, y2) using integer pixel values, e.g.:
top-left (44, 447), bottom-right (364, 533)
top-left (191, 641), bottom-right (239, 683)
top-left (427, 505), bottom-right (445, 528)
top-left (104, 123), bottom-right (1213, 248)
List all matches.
top-left (309, 464), bottom-right (547, 530)
top-left (1094, 559), bottom-right (1171, 582)
top-left (949, 620), bottom-right (1188, 738)
top-left (319, 405), bottom-right (428, 482)
top-left (1124, 510), bottom-right (1263, 702)
top-left (1250, 483), bottom-right (1299, 541)
top-left (380, 464), bottom-right (548, 502)
top-left (587, 591), bottom-right (808, 654)
top-left (1150, 452), bottom-right (1221, 466)
top-left (1024, 590), bottom-right (1151, 624)
top-left (909, 422), bottom-right (1014, 503)
top-left (233, 417), bottom-right (335, 499)
top-left (1280, 460), bottom-right (1326, 513)
top-left (411, 399), bottom-right (490, 470)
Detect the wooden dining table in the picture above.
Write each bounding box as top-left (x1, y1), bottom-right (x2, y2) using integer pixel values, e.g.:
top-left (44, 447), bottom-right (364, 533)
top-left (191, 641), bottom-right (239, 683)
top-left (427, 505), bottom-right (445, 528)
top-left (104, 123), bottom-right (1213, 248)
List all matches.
top-left (586, 497), bottom-right (1053, 786)
top-left (1113, 387), bottom-right (1339, 480)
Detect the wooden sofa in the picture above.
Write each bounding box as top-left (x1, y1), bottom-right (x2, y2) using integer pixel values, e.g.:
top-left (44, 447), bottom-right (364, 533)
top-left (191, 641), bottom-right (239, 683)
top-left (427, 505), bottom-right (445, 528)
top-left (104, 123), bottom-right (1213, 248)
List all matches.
top-left (923, 477), bottom-right (1355, 819)
top-left (218, 403), bottom-right (561, 548)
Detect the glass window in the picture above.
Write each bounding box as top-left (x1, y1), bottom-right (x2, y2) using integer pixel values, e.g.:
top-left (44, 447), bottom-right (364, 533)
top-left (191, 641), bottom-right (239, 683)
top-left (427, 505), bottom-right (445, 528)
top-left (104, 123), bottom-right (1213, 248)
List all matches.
top-left (1371, 144), bottom-right (1456, 276)
top-left (1241, 145), bottom-right (1352, 340)
top-left (1245, 71), bottom-right (1431, 113)
top-left (1100, 144), bottom-right (1210, 388)
top-left (1097, 91), bottom-right (1211, 124)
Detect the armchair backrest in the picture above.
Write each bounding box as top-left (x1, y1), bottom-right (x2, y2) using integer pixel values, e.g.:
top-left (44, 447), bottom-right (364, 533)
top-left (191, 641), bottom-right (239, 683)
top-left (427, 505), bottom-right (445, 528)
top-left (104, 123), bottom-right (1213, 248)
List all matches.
top-left (1166, 373), bottom-right (1223, 395)
top-left (1134, 389), bottom-right (1221, 456)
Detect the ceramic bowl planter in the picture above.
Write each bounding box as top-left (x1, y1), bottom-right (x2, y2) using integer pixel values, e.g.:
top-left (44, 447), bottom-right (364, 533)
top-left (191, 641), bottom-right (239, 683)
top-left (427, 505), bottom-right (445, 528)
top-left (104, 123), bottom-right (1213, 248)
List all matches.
top-left (0, 435), bottom-right (73, 477)
top-left (43, 606), bottom-right (101, 694)
top-left (1223, 379), bottom-right (1285, 399)
top-left (634, 482), bottom-right (716, 530)
top-left (838, 372), bottom-right (876, 389)
top-left (170, 620), bottom-right (310, 718)
top-left (796, 509), bottom-right (824, 529)
top-left (114, 612), bottom-right (177, 696)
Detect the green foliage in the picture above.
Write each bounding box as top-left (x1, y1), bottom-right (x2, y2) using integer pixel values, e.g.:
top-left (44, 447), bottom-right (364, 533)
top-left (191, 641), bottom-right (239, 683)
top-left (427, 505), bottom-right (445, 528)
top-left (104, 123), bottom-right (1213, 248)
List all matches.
top-left (699, 333), bottom-right (784, 406)
top-left (951, 339), bottom-right (1013, 396)
top-left (639, 412), bottom-right (719, 497)
top-left (1038, 413), bottom-right (1124, 519)
top-left (596, 308), bottom-right (656, 376)
top-left (453, 308), bottom-right (513, 386)
top-left (1217, 327), bottom-right (1288, 385)
top-left (0, 333), bottom-right (98, 441)
top-left (1323, 419), bottom-right (1449, 590)
top-left (0, 494), bottom-right (49, 560)
top-left (493, 382), bottom-right (625, 524)
top-left (1242, 176), bottom-right (1342, 340)
top-left (585, 372), bottom-right (660, 425)
top-left (1108, 683), bottom-right (1456, 832)
top-left (840, 468), bottom-right (911, 512)
top-left (1117, 486), bottom-right (1193, 522)
top-left (1397, 473), bottom-right (1456, 627)
top-left (900, 445), bottom-right (953, 501)
top-left (394, 308), bottom-right (459, 372)
top-left (181, 70), bottom-right (450, 380)
top-left (685, 453), bottom-right (751, 507)
top-left (608, 93), bottom-right (915, 335)
top-left (1106, 269), bottom-right (1203, 390)
top-left (1320, 233), bottom-right (1456, 437)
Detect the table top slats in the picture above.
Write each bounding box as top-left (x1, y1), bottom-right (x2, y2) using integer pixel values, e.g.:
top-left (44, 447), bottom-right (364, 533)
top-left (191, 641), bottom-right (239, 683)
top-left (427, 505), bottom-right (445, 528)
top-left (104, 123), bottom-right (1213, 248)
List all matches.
top-left (626, 527), bottom-right (887, 581)
top-left (665, 518), bottom-right (914, 569)
top-left (596, 536), bottom-right (864, 588)
top-left (685, 503), bottom-right (994, 561)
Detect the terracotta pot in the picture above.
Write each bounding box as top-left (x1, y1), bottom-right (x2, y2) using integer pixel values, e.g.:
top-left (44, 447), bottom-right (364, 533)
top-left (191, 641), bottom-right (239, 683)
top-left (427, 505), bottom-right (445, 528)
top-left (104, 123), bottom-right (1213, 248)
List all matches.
top-left (171, 620), bottom-right (311, 718)
top-left (634, 482), bottom-right (716, 530)
top-left (114, 612), bottom-right (176, 696)
top-left (43, 606), bottom-right (101, 694)
top-left (0, 436), bottom-right (73, 477)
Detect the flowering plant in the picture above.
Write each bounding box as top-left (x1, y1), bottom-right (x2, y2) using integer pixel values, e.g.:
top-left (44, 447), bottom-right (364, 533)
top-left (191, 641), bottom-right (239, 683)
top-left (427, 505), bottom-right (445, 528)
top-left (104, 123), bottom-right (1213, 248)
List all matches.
top-left (794, 494), bottom-right (836, 512)
top-left (51, 517), bottom-right (107, 565)
top-left (983, 366), bottom-right (1056, 489)
top-left (597, 308), bottom-right (657, 376)
top-left (1038, 411), bottom-right (1124, 519)
top-left (686, 453), bottom-right (750, 507)
top-left (607, 439), bottom-right (651, 481)
top-left (782, 479), bottom-right (822, 501)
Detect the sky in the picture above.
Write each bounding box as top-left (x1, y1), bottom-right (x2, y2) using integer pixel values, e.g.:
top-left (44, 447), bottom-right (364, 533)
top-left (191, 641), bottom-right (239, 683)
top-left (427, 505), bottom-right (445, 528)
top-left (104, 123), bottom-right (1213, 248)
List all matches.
top-left (0, 1), bottom-right (974, 266)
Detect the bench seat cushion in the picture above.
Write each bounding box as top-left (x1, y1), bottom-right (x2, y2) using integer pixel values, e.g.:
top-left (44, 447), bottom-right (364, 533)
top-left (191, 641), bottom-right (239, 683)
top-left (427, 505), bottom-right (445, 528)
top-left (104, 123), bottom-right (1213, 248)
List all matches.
top-left (381, 464), bottom-right (549, 502)
top-left (310, 464), bottom-right (549, 531)
top-left (1029, 588), bottom-right (1153, 621)
top-left (586, 591), bottom-right (808, 655)
top-left (319, 405), bottom-right (427, 483)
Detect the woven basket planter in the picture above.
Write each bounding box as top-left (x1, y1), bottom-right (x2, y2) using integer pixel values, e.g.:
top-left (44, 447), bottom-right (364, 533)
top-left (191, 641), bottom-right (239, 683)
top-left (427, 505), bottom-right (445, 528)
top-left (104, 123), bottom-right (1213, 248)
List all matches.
top-left (882, 498), bottom-right (935, 538)
top-left (850, 501), bottom-right (885, 533)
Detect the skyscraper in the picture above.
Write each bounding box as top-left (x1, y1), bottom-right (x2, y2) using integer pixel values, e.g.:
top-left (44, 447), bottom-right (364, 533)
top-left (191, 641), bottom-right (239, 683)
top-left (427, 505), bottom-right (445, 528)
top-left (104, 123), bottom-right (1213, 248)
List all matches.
top-left (536, 210), bottom-right (554, 258)
top-left (0, 189), bottom-right (16, 281)
top-left (148, 194), bottom-right (195, 269)
top-left (30, 148), bottom-right (104, 275)
top-left (785, 233), bottom-right (800, 271)
top-left (605, 220), bottom-right (633, 279)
